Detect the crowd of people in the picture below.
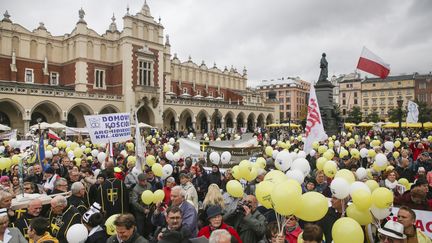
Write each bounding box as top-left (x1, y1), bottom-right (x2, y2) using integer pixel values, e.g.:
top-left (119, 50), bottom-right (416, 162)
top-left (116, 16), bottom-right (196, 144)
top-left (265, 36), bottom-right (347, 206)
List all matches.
top-left (0, 126), bottom-right (431, 243)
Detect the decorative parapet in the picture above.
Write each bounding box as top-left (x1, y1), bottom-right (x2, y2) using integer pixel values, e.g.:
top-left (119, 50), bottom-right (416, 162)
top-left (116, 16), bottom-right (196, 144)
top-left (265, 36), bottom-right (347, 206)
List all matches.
top-left (164, 98), bottom-right (274, 112)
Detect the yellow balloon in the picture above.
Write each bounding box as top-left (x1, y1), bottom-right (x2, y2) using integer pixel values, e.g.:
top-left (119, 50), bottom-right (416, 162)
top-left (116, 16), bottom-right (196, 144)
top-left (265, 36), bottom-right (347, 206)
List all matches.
top-left (238, 160), bottom-right (251, 179)
top-left (346, 204), bottom-right (373, 225)
top-left (264, 170), bottom-right (287, 184)
top-left (349, 138), bottom-right (355, 145)
top-left (146, 155), bottom-right (156, 166)
top-left (256, 157), bottom-right (266, 169)
top-left (403, 137), bottom-right (409, 143)
top-left (244, 167), bottom-right (258, 182)
top-left (365, 180), bottom-right (379, 192)
top-left (84, 147), bottom-right (91, 154)
top-left (323, 151), bottom-right (334, 160)
top-left (351, 189), bottom-right (372, 211)
top-left (66, 147), bottom-right (71, 153)
top-left (335, 169), bottom-right (355, 184)
top-left (152, 163), bottom-right (163, 177)
top-left (328, 141), bottom-right (334, 149)
top-left (151, 138), bottom-right (157, 144)
top-left (226, 180), bottom-right (243, 198)
top-left (318, 145), bottom-right (327, 154)
top-left (73, 148), bottom-right (83, 158)
top-left (398, 178), bottom-right (409, 188)
top-left (323, 160), bottom-right (337, 178)
top-left (85, 141), bottom-right (90, 147)
top-left (74, 157), bottom-right (82, 166)
top-left (367, 149), bottom-right (376, 158)
top-left (295, 192), bottom-right (328, 222)
top-left (105, 214), bottom-right (120, 235)
top-left (312, 141), bottom-right (320, 150)
top-left (394, 140), bottom-right (401, 148)
top-left (339, 149), bottom-right (349, 158)
top-left (11, 155), bottom-right (21, 165)
top-left (141, 190), bottom-right (154, 205)
top-left (255, 181), bottom-right (274, 209)
top-left (46, 145), bottom-right (53, 151)
top-left (265, 146), bottom-right (273, 157)
top-left (316, 157), bottom-right (328, 171)
top-left (127, 156), bottom-right (137, 163)
top-left (332, 217), bottom-right (364, 243)
top-left (70, 142), bottom-right (78, 150)
top-left (163, 144), bottom-right (170, 153)
top-left (386, 165), bottom-right (394, 172)
top-left (393, 151), bottom-right (400, 159)
top-left (271, 179), bottom-right (302, 216)
top-left (372, 162), bottom-right (386, 172)
top-left (232, 165), bottom-right (242, 180)
top-left (0, 158), bottom-right (12, 170)
top-left (371, 187), bottom-right (393, 209)
top-left (153, 189), bottom-right (165, 204)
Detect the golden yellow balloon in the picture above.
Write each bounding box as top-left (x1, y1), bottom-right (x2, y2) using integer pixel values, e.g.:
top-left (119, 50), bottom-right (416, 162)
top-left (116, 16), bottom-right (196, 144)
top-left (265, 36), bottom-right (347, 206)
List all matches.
top-left (226, 180), bottom-right (243, 198)
top-left (346, 204), bottom-right (373, 225)
top-left (367, 149), bottom-right (376, 158)
top-left (318, 145), bottom-right (327, 154)
top-left (316, 157), bottom-right (328, 171)
top-left (323, 160), bottom-right (337, 178)
top-left (255, 181), bottom-right (274, 209)
top-left (332, 217), bottom-right (364, 243)
top-left (152, 189), bottom-right (165, 204)
top-left (295, 192), bottom-right (328, 222)
top-left (335, 169), bottom-right (355, 184)
top-left (365, 180), bottom-right (379, 192)
top-left (371, 187), bottom-right (393, 209)
top-left (141, 190), bottom-right (154, 205)
top-left (265, 146), bottom-right (273, 157)
top-left (351, 189), bottom-right (372, 211)
top-left (232, 165), bottom-right (242, 180)
top-left (393, 151), bottom-right (400, 158)
top-left (146, 155), bottom-right (156, 166)
top-left (151, 163), bottom-right (163, 177)
top-left (271, 179), bottom-right (302, 216)
top-left (105, 214), bottom-right (120, 235)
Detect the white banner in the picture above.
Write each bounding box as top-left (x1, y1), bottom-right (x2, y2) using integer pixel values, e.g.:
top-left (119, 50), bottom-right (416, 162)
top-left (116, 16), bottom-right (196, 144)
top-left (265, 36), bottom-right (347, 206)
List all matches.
top-left (84, 113), bottom-right (131, 144)
top-left (0, 129), bottom-right (17, 140)
top-left (65, 127), bottom-right (89, 136)
top-left (390, 207), bottom-right (432, 238)
top-left (304, 85), bottom-right (328, 153)
top-left (406, 100), bottom-right (419, 123)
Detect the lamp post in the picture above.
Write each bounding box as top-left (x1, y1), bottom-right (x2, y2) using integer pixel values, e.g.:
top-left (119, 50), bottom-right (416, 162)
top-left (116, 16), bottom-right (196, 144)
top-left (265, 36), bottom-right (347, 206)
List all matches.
top-left (397, 96), bottom-right (403, 138)
top-left (288, 112), bottom-right (291, 136)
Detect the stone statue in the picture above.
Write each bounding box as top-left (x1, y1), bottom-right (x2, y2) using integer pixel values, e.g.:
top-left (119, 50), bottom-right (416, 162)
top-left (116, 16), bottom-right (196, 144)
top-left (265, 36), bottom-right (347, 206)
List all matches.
top-left (318, 53), bottom-right (328, 82)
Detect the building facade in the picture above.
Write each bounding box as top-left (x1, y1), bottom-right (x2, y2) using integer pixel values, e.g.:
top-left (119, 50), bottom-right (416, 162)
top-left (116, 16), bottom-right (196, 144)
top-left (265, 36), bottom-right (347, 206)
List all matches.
top-left (338, 78), bottom-right (362, 117)
top-left (0, 3), bottom-right (275, 135)
top-left (256, 78), bottom-right (310, 123)
top-left (414, 73), bottom-right (432, 107)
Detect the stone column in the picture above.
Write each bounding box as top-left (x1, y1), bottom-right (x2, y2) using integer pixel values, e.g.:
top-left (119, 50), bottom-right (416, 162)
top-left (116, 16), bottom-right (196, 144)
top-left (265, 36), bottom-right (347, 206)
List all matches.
top-left (175, 120), bottom-right (179, 130)
top-left (23, 120), bottom-right (30, 134)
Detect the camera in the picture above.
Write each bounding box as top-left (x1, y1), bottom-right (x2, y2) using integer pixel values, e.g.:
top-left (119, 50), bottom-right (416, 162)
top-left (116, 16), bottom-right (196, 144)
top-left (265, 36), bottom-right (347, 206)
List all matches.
top-left (235, 200), bottom-right (251, 214)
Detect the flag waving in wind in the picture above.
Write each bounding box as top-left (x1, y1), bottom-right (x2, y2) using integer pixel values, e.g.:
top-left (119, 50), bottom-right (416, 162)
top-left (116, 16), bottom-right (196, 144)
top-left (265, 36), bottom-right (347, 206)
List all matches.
top-left (37, 132), bottom-right (47, 170)
top-left (134, 111), bottom-right (145, 173)
top-left (406, 100), bottom-right (419, 123)
top-left (357, 47), bottom-right (390, 79)
top-left (304, 85), bottom-right (328, 153)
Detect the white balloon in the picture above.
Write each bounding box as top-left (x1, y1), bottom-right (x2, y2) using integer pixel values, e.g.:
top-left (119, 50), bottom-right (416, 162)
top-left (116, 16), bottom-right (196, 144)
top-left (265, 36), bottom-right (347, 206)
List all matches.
top-left (275, 151), bottom-right (292, 171)
top-left (120, 150), bottom-right (128, 158)
top-left (67, 151), bottom-right (75, 159)
top-left (45, 150), bottom-right (53, 159)
top-left (384, 141), bottom-right (394, 151)
top-left (272, 150), bottom-right (279, 160)
top-left (0, 146), bottom-right (5, 153)
top-left (350, 181), bottom-right (371, 194)
top-left (97, 152), bottom-right (107, 163)
top-left (375, 153), bottom-right (388, 167)
top-left (330, 177), bottom-right (350, 199)
top-left (91, 149), bottom-right (99, 157)
top-left (173, 152), bottom-right (181, 162)
top-left (169, 137), bottom-right (175, 144)
top-left (334, 140), bottom-right (341, 147)
top-left (165, 151), bottom-right (174, 161)
top-left (360, 148), bottom-right (369, 158)
top-left (52, 147), bottom-right (59, 155)
top-left (220, 151), bottom-right (232, 164)
top-left (168, 145), bottom-right (174, 152)
top-left (355, 167), bottom-right (368, 180)
top-left (291, 158), bottom-right (311, 176)
top-left (66, 224), bottom-right (88, 243)
top-left (370, 205), bottom-right (391, 220)
top-left (309, 150), bottom-right (316, 157)
top-left (297, 151), bottom-right (307, 159)
top-left (285, 169), bottom-right (305, 184)
top-left (80, 145), bottom-right (86, 150)
top-left (209, 152), bottom-right (221, 165)
top-left (177, 149), bottom-right (184, 157)
top-left (66, 141), bottom-right (72, 147)
top-left (131, 167), bottom-right (142, 176)
top-left (271, 139), bottom-right (277, 145)
top-left (162, 164), bottom-right (173, 179)
top-left (94, 169), bottom-right (101, 178)
top-left (290, 152), bottom-right (298, 161)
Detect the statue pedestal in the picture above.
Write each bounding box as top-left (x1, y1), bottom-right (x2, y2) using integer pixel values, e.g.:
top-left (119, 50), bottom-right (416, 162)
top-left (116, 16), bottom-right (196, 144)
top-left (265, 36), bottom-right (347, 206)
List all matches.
top-left (315, 80), bottom-right (339, 136)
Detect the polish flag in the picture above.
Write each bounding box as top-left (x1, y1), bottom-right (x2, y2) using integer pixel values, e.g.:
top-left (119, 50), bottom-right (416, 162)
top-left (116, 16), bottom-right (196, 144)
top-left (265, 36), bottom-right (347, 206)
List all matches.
top-left (304, 85), bottom-right (328, 153)
top-left (357, 47), bottom-right (390, 79)
top-left (47, 129), bottom-right (61, 140)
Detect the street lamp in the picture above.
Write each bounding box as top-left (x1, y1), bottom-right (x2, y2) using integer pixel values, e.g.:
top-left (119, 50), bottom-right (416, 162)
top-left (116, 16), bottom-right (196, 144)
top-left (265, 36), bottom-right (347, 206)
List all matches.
top-left (397, 96), bottom-right (403, 138)
top-left (288, 112), bottom-right (291, 136)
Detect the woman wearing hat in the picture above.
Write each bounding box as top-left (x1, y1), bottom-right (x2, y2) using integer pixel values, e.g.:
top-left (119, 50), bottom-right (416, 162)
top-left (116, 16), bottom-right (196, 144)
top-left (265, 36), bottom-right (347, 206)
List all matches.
top-left (83, 202), bottom-right (108, 243)
top-left (0, 208), bottom-right (27, 243)
top-left (197, 205), bottom-right (242, 243)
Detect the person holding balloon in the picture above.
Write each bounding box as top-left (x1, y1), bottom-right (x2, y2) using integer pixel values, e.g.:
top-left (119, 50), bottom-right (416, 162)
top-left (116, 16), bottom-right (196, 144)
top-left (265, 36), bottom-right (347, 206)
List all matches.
top-left (131, 173), bottom-right (154, 237)
top-left (317, 196), bottom-right (349, 243)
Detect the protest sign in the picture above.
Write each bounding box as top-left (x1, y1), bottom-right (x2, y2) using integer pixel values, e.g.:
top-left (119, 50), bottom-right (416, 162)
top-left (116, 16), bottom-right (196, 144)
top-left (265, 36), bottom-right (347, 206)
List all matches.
top-left (389, 207), bottom-right (432, 238)
top-left (84, 113), bottom-right (131, 144)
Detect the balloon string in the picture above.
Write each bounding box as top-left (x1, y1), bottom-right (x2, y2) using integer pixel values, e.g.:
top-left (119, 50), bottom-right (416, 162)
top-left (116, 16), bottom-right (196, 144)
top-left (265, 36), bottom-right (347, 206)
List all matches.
top-left (341, 199), bottom-right (346, 217)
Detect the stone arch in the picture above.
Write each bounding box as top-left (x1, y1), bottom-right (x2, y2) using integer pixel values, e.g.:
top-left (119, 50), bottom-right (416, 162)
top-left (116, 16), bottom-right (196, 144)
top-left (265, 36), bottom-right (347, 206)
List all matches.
top-left (266, 114), bottom-right (274, 125)
top-left (30, 101), bottom-right (62, 126)
top-left (236, 112), bottom-right (246, 130)
top-left (0, 99), bottom-right (24, 131)
top-left (30, 40), bottom-right (38, 59)
top-left (99, 105), bottom-right (120, 114)
top-left (67, 103), bottom-right (94, 127)
top-left (196, 109), bottom-right (210, 133)
top-left (211, 109), bottom-right (223, 130)
top-left (224, 111), bottom-right (235, 129)
top-left (179, 109), bottom-right (194, 132)
top-left (163, 108), bottom-right (177, 130)
top-left (247, 113), bottom-right (256, 132)
top-left (137, 104), bottom-right (155, 126)
top-left (257, 113), bottom-right (265, 128)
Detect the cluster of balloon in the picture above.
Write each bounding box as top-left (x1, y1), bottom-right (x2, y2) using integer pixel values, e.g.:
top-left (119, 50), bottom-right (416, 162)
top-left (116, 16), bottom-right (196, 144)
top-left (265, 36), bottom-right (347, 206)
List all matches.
top-left (209, 151), bottom-right (232, 165)
top-left (141, 189), bottom-right (165, 205)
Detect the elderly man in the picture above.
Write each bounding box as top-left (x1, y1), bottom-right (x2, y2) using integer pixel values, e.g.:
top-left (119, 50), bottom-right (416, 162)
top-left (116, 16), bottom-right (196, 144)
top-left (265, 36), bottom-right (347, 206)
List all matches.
top-left (107, 214), bottom-right (148, 243)
top-left (152, 185), bottom-right (198, 237)
top-left (397, 206), bottom-right (431, 242)
top-left (68, 182), bottom-right (88, 215)
top-left (48, 195), bottom-right (81, 243)
top-left (51, 178), bottom-right (69, 195)
top-left (223, 194), bottom-right (267, 243)
top-left (131, 173), bottom-right (153, 237)
top-left (13, 199), bottom-right (42, 240)
top-left (209, 229), bottom-right (232, 243)
top-left (155, 206), bottom-right (192, 242)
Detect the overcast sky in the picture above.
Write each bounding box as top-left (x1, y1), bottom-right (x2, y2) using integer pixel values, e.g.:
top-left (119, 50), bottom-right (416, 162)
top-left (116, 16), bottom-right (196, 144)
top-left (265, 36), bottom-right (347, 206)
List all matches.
top-left (2, 0), bottom-right (431, 86)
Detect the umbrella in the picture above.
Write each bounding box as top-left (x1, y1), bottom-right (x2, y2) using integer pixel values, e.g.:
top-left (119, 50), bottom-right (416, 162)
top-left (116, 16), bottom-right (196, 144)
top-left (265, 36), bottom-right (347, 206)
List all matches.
top-left (357, 122), bottom-right (373, 127)
top-left (30, 122), bottom-right (50, 130)
top-left (0, 124), bottom-right (11, 131)
top-left (49, 122), bottom-right (67, 129)
top-left (138, 122), bottom-right (153, 128)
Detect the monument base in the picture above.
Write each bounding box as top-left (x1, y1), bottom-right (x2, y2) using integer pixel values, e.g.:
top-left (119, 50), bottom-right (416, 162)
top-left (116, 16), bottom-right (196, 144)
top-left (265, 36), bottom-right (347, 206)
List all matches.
top-left (315, 80), bottom-right (339, 136)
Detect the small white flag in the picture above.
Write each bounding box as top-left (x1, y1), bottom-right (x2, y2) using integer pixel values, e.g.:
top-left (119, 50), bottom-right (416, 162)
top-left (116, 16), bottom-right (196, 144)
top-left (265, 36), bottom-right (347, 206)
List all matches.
top-left (406, 100), bottom-right (419, 123)
top-left (304, 85), bottom-right (328, 153)
top-left (134, 111), bottom-right (145, 172)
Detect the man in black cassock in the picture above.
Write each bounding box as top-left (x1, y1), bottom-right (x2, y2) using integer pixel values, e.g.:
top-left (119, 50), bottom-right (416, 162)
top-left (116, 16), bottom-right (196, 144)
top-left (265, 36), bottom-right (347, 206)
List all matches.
top-left (13, 199), bottom-right (43, 241)
top-left (96, 168), bottom-right (129, 219)
top-left (48, 195), bottom-right (81, 243)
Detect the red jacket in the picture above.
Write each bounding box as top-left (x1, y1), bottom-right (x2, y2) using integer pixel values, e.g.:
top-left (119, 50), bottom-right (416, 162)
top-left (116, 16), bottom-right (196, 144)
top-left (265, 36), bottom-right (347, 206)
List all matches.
top-left (198, 222), bottom-right (242, 243)
top-left (163, 186), bottom-right (172, 205)
top-left (285, 226), bottom-right (302, 243)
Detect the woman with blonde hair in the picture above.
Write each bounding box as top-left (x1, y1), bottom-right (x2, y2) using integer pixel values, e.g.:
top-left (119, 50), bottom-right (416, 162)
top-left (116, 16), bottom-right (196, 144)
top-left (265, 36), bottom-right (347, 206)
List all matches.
top-left (199, 183), bottom-right (225, 229)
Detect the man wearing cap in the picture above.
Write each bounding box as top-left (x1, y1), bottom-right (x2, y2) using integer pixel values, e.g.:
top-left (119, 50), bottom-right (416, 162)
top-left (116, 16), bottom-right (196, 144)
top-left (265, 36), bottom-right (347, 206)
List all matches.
top-left (12, 199), bottom-right (42, 240)
top-left (377, 220), bottom-right (407, 243)
top-left (179, 173), bottom-right (199, 210)
top-left (397, 206), bottom-right (431, 243)
top-left (163, 176), bottom-right (176, 205)
top-left (198, 205), bottom-right (242, 242)
top-left (131, 173), bottom-right (153, 237)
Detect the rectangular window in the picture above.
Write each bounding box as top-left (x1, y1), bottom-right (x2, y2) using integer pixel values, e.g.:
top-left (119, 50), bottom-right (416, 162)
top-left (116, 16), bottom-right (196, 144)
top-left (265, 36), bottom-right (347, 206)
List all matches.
top-left (280, 105), bottom-right (284, 110)
top-left (372, 99), bottom-right (377, 105)
top-left (279, 98), bottom-right (285, 103)
top-left (183, 88), bottom-right (188, 94)
top-left (354, 92), bottom-right (358, 97)
top-left (388, 90), bottom-right (393, 96)
top-left (380, 98), bottom-right (385, 105)
top-left (94, 69), bottom-right (105, 89)
top-left (196, 89), bottom-right (201, 96)
top-left (364, 99), bottom-right (368, 106)
top-left (406, 90), bottom-right (411, 95)
top-left (342, 93), bottom-right (346, 98)
top-left (286, 105), bottom-right (291, 110)
top-left (50, 72), bottom-right (59, 85)
top-left (354, 99), bottom-right (358, 105)
top-left (419, 82), bottom-right (427, 89)
top-left (342, 100), bottom-right (346, 105)
top-left (25, 68), bottom-right (34, 83)
top-left (286, 91), bottom-right (291, 96)
top-left (209, 91), bottom-right (213, 97)
top-left (138, 60), bottom-right (152, 86)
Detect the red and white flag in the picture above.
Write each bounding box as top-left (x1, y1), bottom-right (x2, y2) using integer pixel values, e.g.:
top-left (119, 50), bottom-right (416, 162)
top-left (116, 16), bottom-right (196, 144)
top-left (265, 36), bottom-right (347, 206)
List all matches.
top-left (357, 47), bottom-right (390, 79)
top-left (304, 85), bottom-right (328, 153)
top-left (47, 129), bottom-right (61, 140)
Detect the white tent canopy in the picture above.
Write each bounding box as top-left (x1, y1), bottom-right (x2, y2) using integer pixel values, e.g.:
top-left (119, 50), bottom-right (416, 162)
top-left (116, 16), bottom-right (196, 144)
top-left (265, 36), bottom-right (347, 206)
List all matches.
top-left (0, 124), bottom-right (11, 131)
